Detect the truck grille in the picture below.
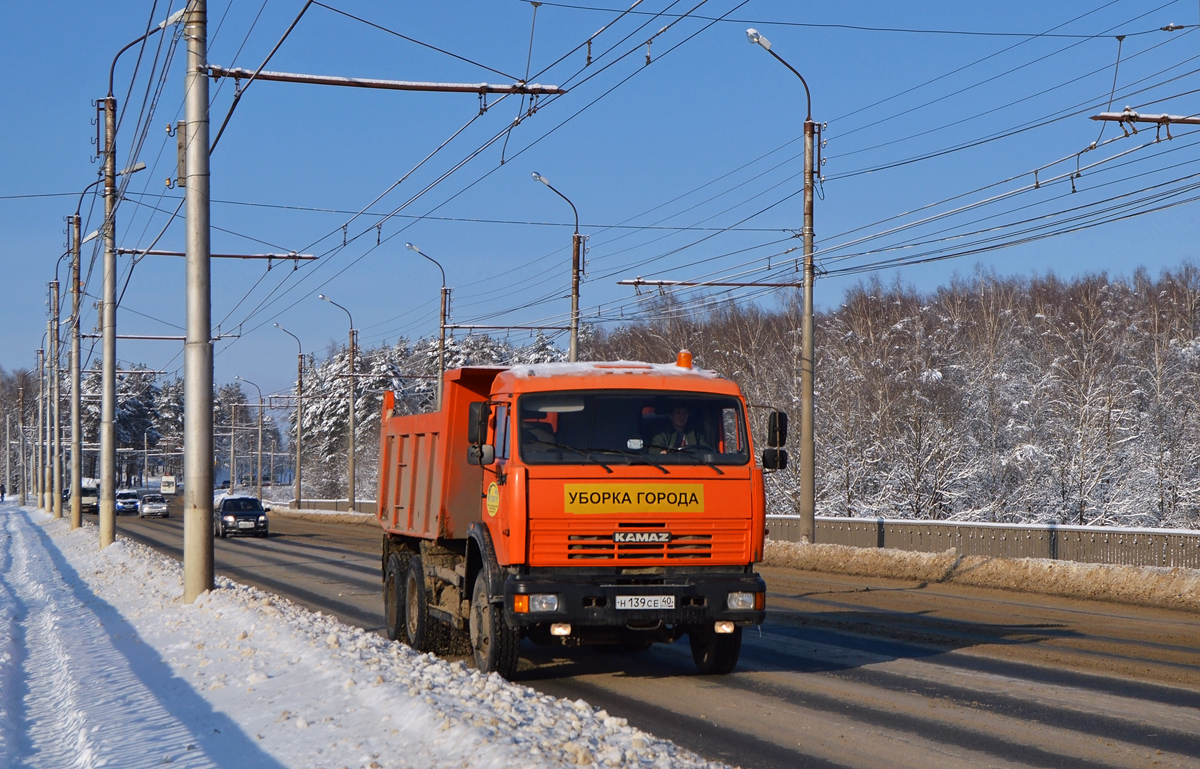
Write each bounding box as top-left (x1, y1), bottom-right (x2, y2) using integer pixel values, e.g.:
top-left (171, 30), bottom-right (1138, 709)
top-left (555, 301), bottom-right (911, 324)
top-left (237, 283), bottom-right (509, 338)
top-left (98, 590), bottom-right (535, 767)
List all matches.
top-left (566, 533), bottom-right (713, 560)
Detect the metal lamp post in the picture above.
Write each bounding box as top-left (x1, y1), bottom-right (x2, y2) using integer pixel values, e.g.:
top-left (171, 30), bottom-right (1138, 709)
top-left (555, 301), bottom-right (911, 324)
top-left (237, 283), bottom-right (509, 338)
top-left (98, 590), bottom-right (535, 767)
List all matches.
top-left (236, 376), bottom-right (264, 501)
top-left (319, 294), bottom-right (356, 511)
top-left (747, 28), bottom-right (817, 544)
top-left (531, 171), bottom-right (582, 362)
top-left (404, 243), bottom-right (449, 409)
top-left (274, 323), bottom-right (304, 509)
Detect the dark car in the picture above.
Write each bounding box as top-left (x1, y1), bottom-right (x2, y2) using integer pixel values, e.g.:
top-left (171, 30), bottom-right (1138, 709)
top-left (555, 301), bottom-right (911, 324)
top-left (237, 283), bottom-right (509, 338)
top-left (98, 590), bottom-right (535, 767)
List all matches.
top-left (213, 495), bottom-right (270, 538)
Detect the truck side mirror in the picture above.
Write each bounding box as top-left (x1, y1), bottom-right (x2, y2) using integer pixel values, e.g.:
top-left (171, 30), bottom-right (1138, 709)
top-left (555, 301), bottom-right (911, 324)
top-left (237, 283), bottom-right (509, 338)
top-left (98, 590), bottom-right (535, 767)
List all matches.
top-left (767, 411), bottom-right (788, 447)
top-left (467, 402), bottom-right (495, 466)
top-left (468, 402), bottom-right (492, 444)
top-left (761, 448), bottom-right (788, 470)
top-left (467, 444), bottom-right (496, 466)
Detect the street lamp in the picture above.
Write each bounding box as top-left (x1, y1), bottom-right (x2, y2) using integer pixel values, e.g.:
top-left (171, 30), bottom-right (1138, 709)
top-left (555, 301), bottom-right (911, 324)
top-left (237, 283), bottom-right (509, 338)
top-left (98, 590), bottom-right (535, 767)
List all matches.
top-left (531, 171), bottom-right (582, 362)
top-left (404, 243), bottom-right (449, 409)
top-left (318, 294), bottom-right (357, 511)
top-left (746, 27), bottom-right (818, 544)
top-left (235, 376), bottom-right (264, 502)
top-left (97, 10), bottom-right (184, 550)
top-left (274, 323), bottom-right (304, 510)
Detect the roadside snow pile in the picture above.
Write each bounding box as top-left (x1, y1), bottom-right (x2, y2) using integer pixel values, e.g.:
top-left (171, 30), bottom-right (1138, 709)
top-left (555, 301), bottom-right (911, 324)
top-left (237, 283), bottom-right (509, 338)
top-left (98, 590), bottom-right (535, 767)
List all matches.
top-left (764, 539), bottom-right (1200, 612)
top-left (8, 508), bottom-right (731, 769)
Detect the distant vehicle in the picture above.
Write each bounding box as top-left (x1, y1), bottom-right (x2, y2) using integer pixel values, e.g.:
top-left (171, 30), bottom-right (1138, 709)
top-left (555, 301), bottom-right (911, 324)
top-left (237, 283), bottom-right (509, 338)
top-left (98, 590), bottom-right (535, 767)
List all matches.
top-left (160, 475), bottom-right (176, 494)
top-left (80, 486), bottom-right (99, 514)
top-left (115, 489), bottom-right (140, 513)
top-left (213, 495), bottom-right (270, 539)
top-left (139, 494), bottom-right (169, 518)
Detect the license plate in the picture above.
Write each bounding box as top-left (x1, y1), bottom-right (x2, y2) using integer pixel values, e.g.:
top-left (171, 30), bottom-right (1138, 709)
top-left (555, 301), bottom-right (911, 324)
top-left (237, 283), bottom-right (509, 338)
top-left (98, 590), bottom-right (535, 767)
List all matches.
top-left (237, 521), bottom-right (254, 529)
top-left (615, 595), bottom-right (675, 610)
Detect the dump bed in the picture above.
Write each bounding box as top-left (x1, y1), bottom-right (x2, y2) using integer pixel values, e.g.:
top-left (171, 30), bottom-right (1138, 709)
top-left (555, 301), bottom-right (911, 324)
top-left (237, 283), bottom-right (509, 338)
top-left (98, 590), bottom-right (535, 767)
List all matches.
top-left (376, 367), bottom-right (502, 540)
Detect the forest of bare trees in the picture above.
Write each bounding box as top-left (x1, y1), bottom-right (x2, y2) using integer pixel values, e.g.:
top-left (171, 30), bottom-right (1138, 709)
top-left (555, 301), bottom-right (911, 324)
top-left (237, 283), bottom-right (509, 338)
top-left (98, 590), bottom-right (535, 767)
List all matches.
top-left (591, 266), bottom-right (1200, 529)
top-left (5, 267), bottom-right (1200, 529)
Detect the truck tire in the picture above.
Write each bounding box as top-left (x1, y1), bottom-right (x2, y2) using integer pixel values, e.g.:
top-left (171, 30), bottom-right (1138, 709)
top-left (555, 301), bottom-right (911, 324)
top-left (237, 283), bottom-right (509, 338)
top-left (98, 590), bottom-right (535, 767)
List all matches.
top-left (404, 555), bottom-right (434, 652)
top-left (469, 571), bottom-right (519, 678)
top-left (383, 554), bottom-right (407, 641)
top-left (689, 625), bottom-right (742, 675)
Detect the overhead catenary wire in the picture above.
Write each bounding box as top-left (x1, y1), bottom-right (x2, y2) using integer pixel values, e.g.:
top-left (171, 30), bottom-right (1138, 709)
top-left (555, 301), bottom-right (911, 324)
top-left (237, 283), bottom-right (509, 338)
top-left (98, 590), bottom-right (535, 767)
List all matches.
top-left (88, 0), bottom-right (1200, 383)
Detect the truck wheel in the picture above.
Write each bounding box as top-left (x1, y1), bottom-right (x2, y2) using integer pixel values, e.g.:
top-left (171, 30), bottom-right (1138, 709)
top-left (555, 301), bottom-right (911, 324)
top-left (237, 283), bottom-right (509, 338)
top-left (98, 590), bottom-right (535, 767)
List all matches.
top-left (689, 625), bottom-right (742, 675)
top-left (469, 571), bottom-right (519, 678)
top-left (404, 556), bottom-right (434, 652)
top-left (383, 554), bottom-right (407, 641)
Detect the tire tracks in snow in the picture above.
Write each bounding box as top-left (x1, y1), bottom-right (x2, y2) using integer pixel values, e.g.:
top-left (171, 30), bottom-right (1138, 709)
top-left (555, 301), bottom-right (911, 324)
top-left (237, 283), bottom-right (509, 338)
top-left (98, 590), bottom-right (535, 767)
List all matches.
top-left (0, 506), bottom-right (218, 768)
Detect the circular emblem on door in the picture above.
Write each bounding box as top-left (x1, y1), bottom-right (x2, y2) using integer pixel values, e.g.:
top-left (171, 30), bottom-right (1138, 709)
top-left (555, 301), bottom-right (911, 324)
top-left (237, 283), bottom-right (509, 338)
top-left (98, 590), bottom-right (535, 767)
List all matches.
top-left (486, 482), bottom-right (500, 517)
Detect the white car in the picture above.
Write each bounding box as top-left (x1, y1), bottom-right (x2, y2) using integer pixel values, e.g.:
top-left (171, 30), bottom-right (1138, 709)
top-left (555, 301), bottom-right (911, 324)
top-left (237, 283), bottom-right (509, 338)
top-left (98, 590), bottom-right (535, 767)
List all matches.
top-left (139, 493), bottom-right (170, 518)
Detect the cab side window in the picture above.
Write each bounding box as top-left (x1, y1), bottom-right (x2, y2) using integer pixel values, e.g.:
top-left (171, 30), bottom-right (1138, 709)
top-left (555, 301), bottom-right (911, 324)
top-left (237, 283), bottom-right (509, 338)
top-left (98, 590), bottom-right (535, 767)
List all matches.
top-left (494, 403), bottom-right (510, 460)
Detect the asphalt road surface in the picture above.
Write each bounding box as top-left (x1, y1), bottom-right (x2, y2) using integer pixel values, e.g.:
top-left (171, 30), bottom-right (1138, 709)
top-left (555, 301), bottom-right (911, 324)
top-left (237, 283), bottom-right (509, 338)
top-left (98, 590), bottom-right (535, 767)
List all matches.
top-left (115, 506), bottom-right (1200, 769)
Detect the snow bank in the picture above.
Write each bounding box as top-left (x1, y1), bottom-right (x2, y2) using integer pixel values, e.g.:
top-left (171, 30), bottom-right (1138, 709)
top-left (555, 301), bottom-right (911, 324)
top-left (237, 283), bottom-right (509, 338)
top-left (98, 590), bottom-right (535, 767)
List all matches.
top-left (5, 507), bottom-right (732, 769)
top-left (764, 540), bottom-right (1200, 612)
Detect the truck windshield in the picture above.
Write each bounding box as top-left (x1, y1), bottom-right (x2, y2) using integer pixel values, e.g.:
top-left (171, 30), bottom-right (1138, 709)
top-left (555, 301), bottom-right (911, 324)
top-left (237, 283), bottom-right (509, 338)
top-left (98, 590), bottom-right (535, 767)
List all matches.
top-left (517, 390), bottom-right (749, 466)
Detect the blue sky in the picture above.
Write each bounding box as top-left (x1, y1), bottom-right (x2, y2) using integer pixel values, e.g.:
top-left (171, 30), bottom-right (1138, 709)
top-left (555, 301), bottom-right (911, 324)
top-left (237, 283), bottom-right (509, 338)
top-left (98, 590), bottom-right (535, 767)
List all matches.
top-left (3, 1), bottom-right (1199, 399)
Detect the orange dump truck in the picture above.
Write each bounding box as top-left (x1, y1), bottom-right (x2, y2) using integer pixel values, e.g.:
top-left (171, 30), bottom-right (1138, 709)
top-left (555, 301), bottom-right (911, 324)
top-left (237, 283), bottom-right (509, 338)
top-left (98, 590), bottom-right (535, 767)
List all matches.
top-left (376, 352), bottom-right (787, 677)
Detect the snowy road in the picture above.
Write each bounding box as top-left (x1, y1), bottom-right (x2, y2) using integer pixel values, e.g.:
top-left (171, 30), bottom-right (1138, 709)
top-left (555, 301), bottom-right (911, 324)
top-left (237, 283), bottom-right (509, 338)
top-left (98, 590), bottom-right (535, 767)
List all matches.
top-left (0, 504), bottom-right (733, 769)
top-left (115, 508), bottom-right (1200, 768)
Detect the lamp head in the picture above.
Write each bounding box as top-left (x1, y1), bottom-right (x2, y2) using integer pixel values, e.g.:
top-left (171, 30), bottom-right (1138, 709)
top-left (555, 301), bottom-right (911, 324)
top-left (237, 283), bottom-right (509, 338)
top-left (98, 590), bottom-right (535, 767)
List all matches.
top-left (405, 242), bottom-right (420, 254)
top-left (746, 28), bottom-right (771, 50)
top-left (531, 171), bottom-right (549, 186)
top-left (273, 323), bottom-right (282, 329)
top-left (160, 8), bottom-right (186, 29)
top-left (318, 294), bottom-right (329, 302)
top-left (117, 161), bottom-right (147, 177)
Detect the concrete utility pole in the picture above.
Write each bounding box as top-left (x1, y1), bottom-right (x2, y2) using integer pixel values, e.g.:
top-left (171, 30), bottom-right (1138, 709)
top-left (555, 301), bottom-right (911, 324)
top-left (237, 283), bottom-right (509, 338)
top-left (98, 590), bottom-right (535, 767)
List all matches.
top-left (18, 386), bottom-right (26, 504)
top-left (51, 281), bottom-right (63, 518)
top-left (274, 324), bottom-right (303, 509)
top-left (404, 243), bottom-right (450, 408)
top-left (747, 28), bottom-right (818, 544)
top-left (37, 347), bottom-right (45, 509)
top-left (183, 0), bottom-right (215, 602)
top-left (229, 404), bottom-right (238, 490)
top-left (319, 295), bottom-right (356, 511)
top-left (99, 87), bottom-right (118, 545)
top-left (70, 214), bottom-right (83, 528)
top-left (236, 377), bottom-right (264, 501)
top-left (5, 415), bottom-right (10, 498)
top-left (531, 173), bottom-right (582, 362)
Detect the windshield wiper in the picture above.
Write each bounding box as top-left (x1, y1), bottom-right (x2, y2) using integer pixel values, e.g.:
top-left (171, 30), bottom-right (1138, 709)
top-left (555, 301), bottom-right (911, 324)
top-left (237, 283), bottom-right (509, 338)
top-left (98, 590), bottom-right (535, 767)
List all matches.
top-left (538, 442), bottom-right (614, 473)
top-left (660, 446), bottom-right (725, 475)
top-left (588, 448), bottom-right (670, 475)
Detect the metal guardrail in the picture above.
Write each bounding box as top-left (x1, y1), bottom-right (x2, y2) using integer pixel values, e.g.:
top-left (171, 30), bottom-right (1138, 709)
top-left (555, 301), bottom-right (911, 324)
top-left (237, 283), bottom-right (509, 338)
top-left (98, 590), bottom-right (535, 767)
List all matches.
top-left (767, 515), bottom-right (1200, 569)
top-left (289, 499), bottom-right (374, 513)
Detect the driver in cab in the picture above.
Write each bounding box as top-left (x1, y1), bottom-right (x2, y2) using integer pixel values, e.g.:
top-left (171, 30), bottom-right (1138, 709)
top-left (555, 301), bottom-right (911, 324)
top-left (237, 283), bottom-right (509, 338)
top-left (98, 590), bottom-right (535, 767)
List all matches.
top-left (651, 404), bottom-right (706, 452)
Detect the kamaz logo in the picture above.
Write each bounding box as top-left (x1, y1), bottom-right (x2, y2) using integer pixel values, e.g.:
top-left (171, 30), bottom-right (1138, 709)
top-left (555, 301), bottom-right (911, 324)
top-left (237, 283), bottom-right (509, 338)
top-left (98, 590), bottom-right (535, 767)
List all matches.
top-left (614, 531), bottom-right (671, 543)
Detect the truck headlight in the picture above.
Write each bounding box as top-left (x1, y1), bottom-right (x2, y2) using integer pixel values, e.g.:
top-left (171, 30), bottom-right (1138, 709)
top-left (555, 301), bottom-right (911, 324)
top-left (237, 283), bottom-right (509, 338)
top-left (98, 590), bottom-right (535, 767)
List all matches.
top-left (529, 594), bottom-right (559, 613)
top-left (223, 515), bottom-right (235, 522)
top-left (726, 591), bottom-right (762, 611)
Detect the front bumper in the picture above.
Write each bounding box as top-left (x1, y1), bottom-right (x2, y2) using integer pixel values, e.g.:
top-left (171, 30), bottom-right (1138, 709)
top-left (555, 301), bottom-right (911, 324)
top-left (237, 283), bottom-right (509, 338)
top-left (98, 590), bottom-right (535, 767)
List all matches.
top-left (221, 516), bottom-right (268, 535)
top-left (502, 568), bottom-right (766, 632)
